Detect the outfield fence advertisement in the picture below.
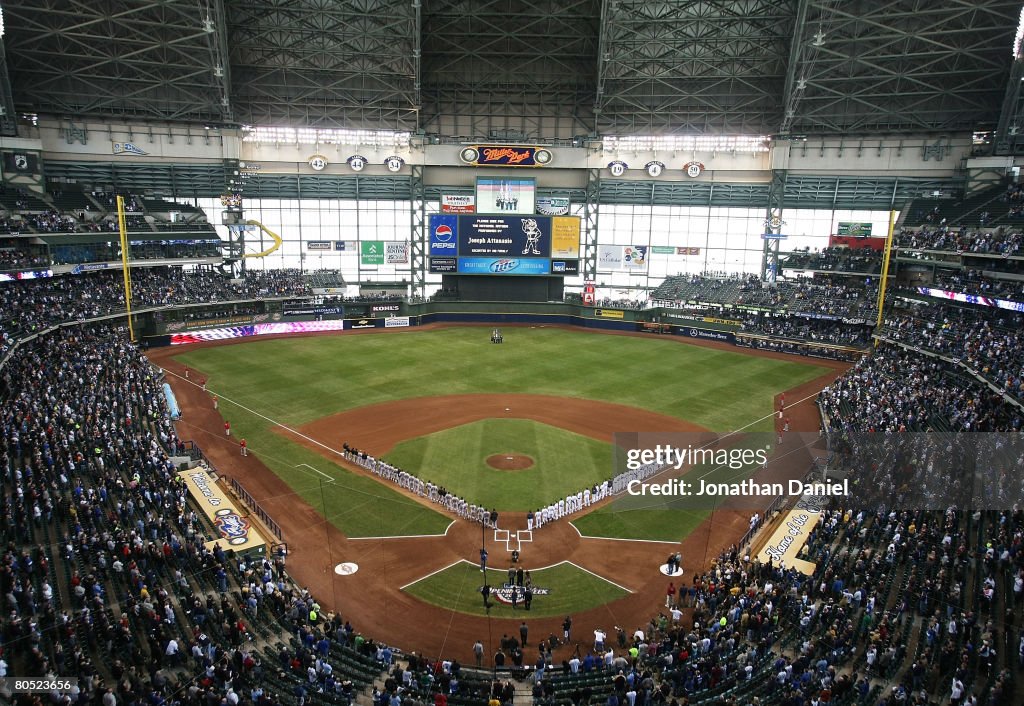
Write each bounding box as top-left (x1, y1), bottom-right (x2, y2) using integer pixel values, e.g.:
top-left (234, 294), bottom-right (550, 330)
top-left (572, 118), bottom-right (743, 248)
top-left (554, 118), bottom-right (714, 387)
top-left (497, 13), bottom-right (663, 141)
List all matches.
top-left (676, 326), bottom-right (735, 343)
top-left (169, 319), bottom-right (347, 344)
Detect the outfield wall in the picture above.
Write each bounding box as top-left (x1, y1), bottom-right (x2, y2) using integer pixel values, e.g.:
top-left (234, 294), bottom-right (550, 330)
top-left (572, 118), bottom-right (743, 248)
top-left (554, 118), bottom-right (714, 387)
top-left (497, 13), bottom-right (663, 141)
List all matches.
top-left (143, 300), bottom-right (863, 361)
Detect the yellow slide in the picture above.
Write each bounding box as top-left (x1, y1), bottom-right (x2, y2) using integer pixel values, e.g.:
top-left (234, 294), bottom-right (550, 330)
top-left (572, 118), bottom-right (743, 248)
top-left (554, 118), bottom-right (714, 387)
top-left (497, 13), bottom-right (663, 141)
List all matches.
top-left (242, 220), bottom-right (282, 258)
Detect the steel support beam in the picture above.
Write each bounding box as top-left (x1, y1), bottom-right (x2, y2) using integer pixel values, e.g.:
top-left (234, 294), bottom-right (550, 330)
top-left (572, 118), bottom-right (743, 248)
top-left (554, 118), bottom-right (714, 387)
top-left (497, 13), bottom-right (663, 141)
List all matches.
top-left (583, 168), bottom-right (600, 283)
top-left (410, 165), bottom-right (426, 298)
top-left (762, 170), bottom-right (787, 282)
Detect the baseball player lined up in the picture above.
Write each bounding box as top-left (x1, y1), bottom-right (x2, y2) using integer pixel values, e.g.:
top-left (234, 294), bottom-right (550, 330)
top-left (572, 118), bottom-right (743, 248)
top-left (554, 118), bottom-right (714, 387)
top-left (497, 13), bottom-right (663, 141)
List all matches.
top-left (343, 442), bottom-right (502, 524)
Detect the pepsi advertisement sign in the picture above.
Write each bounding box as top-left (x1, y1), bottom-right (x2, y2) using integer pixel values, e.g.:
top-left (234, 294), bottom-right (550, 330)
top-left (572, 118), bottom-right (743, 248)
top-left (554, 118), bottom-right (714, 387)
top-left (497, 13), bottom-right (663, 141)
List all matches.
top-left (429, 214), bottom-right (459, 256)
top-left (457, 257), bottom-right (551, 276)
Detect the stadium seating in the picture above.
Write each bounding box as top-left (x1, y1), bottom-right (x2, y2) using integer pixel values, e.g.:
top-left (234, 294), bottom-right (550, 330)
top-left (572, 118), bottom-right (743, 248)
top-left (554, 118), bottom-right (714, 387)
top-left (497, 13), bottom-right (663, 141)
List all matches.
top-left (0, 242), bottom-right (1023, 706)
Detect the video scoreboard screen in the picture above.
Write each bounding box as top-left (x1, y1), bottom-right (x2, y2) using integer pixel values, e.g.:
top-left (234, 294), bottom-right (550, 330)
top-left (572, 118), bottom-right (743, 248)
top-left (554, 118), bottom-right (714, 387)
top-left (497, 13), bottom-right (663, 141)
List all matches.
top-left (428, 214), bottom-right (580, 276)
top-left (475, 177), bottom-right (536, 215)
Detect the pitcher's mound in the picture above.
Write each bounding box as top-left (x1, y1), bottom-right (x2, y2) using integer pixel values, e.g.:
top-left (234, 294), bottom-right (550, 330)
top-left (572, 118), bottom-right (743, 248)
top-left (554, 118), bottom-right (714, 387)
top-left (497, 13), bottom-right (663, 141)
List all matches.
top-left (486, 454), bottom-right (535, 471)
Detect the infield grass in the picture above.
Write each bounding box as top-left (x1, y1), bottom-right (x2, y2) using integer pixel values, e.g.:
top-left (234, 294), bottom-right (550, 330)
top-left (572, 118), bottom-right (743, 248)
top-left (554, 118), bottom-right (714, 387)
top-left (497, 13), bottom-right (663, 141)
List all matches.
top-left (173, 326), bottom-right (828, 539)
top-left (402, 560), bottom-right (629, 618)
top-left (572, 507), bottom-right (707, 543)
top-left (385, 419), bottom-right (609, 511)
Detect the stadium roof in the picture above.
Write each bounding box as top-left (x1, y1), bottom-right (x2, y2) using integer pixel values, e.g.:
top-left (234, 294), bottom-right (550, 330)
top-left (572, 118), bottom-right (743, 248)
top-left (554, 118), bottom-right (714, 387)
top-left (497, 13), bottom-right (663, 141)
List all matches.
top-left (1, 0), bottom-right (1021, 139)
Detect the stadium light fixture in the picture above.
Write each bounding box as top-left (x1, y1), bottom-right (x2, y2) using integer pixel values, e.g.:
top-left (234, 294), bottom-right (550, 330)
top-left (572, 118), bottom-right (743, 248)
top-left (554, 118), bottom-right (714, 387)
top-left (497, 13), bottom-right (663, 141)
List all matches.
top-left (602, 135), bottom-right (770, 154)
top-left (1014, 7), bottom-right (1024, 58)
top-left (243, 126), bottom-right (411, 147)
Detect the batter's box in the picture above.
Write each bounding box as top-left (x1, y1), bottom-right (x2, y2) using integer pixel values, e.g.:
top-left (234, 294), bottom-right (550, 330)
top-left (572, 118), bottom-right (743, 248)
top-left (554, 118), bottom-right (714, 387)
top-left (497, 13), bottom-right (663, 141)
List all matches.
top-left (493, 529), bottom-right (533, 552)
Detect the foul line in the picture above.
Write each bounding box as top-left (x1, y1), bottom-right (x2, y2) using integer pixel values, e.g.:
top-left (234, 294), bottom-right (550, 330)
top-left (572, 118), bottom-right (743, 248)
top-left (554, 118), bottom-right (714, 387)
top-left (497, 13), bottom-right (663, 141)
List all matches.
top-left (565, 560), bottom-right (634, 594)
top-left (163, 369), bottom-right (356, 463)
top-left (297, 463), bottom-right (334, 482)
top-left (400, 558), bottom-right (635, 594)
top-left (348, 519), bottom-right (456, 541)
top-left (399, 558), bottom-right (470, 591)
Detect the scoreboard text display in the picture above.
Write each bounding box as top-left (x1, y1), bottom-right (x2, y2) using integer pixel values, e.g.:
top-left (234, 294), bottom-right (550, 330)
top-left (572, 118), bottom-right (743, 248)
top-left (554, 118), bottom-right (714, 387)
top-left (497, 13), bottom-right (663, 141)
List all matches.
top-left (428, 214), bottom-right (580, 276)
top-left (458, 215), bottom-right (551, 257)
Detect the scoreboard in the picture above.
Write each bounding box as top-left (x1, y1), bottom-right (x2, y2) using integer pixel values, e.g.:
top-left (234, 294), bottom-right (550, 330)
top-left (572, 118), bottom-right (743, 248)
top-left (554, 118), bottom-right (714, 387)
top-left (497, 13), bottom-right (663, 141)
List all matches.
top-left (428, 214), bottom-right (581, 276)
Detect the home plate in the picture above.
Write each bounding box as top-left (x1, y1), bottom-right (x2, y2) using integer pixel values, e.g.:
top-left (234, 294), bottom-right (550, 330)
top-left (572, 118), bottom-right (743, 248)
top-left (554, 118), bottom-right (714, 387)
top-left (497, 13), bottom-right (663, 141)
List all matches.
top-left (334, 562), bottom-right (359, 576)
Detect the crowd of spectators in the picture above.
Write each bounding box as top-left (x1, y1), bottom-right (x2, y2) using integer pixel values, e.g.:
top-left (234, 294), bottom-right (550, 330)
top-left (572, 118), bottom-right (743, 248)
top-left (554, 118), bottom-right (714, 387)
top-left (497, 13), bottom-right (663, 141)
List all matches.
top-left (0, 319), bottom-right (402, 706)
top-left (819, 344), bottom-right (1020, 433)
top-left (25, 210), bottom-right (79, 234)
top-left (736, 336), bottom-right (865, 361)
top-left (881, 302), bottom-right (1024, 402)
top-left (0, 190), bottom-right (216, 247)
top-left (780, 247), bottom-right (883, 275)
top-left (925, 271), bottom-right (1024, 304)
top-left (737, 312), bottom-right (873, 347)
top-left (0, 245), bottom-right (49, 271)
top-left (0, 259), bottom-right (1023, 706)
top-left (0, 268), bottom-right (312, 353)
top-left (894, 226), bottom-right (1023, 256)
top-left (651, 273), bottom-right (878, 321)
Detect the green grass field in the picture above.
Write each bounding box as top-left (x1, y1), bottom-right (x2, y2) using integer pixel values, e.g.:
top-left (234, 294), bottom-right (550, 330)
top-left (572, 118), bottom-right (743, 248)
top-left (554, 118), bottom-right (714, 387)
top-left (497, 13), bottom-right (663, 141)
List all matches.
top-left (572, 506), bottom-right (707, 542)
top-left (174, 327), bottom-right (827, 539)
top-left (385, 419), bottom-right (610, 510)
top-left (402, 560), bottom-right (629, 618)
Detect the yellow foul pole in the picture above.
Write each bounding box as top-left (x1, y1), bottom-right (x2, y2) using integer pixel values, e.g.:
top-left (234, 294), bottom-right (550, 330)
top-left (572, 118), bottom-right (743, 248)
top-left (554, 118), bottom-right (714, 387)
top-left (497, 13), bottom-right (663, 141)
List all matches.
top-left (873, 209), bottom-right (897, 346)
top-left (117, 195), bottom-right (136, 342)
